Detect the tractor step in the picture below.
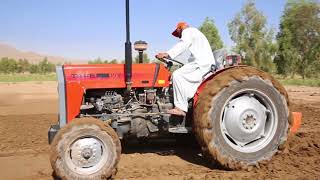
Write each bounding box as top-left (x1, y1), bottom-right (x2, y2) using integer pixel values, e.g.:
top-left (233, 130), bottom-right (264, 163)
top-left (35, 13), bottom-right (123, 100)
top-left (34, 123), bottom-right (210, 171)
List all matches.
top-left (169, 127), bottom-right (191, 134)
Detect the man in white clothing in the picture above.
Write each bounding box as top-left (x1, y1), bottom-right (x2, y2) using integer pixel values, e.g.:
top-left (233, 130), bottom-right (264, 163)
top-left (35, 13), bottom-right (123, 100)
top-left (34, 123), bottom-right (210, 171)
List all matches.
top-left (156, 21), bottom-right (215, 116)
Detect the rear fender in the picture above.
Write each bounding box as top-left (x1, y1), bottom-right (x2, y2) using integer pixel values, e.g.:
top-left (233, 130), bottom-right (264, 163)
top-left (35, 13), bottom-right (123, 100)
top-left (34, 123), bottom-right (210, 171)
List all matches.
top-left (193, 65), bottom-right (248, 107)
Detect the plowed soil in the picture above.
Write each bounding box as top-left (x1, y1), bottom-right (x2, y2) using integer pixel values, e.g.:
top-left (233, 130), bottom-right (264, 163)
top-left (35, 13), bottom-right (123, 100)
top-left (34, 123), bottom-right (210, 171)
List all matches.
top-left (0, 82), bottom-right (319, 180)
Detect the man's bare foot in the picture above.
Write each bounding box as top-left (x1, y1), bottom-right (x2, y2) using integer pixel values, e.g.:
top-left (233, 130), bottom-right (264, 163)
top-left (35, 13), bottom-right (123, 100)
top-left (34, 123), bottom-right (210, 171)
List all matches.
top-left (167, 107), bottom-right (186, 116)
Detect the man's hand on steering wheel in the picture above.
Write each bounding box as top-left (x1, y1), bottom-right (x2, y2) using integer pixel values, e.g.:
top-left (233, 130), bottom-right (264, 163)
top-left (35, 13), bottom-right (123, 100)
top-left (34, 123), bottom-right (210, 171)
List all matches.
top-left (155, 52), bottom-right (169, 62)
top-left (155, 53), bottom-right (184, 67)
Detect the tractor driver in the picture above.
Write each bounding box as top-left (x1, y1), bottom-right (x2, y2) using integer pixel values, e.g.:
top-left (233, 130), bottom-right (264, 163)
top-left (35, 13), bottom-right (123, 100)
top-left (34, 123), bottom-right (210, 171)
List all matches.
top-left (156, 21), bottom-right (215, 116)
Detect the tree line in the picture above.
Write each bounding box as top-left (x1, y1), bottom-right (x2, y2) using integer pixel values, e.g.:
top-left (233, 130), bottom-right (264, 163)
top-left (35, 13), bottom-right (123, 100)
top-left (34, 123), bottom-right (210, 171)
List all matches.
top-left (0, 57), bottom-right (55, 74)
top-left (0, 53), bottom-right (151, 74)
top-left (88, 53), bottom-right (151, 64)
top-left (200, 0), bottom-right (319, 78)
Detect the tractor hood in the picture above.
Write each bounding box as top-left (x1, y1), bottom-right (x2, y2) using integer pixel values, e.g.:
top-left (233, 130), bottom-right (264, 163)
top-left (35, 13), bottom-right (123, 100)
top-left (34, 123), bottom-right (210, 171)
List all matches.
top-left (62, 63), bottom-right (170, 88)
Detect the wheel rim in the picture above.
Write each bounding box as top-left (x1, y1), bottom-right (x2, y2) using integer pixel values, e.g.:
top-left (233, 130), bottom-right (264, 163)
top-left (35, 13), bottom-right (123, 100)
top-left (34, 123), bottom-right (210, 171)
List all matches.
top-left (65, 135), bottom-right (111, 175)
top-left (219, 89), bottom-right (278, 153)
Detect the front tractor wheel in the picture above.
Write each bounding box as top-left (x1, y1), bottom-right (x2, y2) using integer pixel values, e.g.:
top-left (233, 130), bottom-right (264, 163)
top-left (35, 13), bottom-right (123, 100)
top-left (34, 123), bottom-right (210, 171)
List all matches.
top-left (194, 66), bottom-right (290, 170)
top-left (50, 118), bottom-right (121, 180)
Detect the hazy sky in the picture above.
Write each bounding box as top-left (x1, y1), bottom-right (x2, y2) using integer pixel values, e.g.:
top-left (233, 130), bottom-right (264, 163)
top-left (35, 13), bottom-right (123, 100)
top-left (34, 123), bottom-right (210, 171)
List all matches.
top-left (0, 0), bottom-right (286, 60)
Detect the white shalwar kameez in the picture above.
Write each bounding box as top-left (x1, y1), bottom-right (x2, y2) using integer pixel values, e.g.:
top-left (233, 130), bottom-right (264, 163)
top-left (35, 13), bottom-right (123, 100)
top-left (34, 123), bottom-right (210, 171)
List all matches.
top-left (167, 27), bottom-right (215, 112)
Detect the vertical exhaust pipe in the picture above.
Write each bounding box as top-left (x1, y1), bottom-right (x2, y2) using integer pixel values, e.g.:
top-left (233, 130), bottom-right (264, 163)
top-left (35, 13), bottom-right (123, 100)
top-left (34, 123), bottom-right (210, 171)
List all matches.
top-left (125, 0), bottom-right (132, 91)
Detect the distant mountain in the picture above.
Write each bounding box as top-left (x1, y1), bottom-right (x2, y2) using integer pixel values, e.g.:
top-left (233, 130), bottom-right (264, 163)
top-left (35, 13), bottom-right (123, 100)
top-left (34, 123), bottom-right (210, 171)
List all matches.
top-left (0, 43), bottom-right (87, 64)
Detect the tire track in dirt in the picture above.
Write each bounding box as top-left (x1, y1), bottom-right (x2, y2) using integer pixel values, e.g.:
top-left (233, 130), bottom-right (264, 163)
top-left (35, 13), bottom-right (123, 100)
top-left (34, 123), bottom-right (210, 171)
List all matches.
top-left (0, 114), bottom-right (56, 154)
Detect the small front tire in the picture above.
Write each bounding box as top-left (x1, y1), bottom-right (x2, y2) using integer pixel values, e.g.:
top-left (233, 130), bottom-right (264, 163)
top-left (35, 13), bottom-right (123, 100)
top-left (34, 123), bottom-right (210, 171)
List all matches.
top-left (50, 118), bottom-right (121, 180)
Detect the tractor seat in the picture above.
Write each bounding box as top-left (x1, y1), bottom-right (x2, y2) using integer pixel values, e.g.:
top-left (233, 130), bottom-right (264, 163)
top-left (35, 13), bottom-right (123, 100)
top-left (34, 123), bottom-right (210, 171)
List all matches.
top-left (202, 48), bottom-right (227, 79)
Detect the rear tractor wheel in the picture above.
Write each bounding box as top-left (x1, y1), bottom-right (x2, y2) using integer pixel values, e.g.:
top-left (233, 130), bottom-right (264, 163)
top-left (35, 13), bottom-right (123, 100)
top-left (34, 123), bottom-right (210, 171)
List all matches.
top-left (194, 66), bottom-right (290, 170)
top-left (50, 117), bottom-right (121, 180)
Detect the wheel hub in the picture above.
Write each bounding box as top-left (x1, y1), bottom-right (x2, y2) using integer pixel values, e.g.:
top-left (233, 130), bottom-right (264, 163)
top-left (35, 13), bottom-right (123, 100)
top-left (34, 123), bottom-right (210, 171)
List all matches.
top-left (242, 114), bottom-right (257, 130)
top-left (70, 137), bottom-right (104, 168)
top-left (222, 95), bottom-right (267, 146)
top-left (81, 148), bottom-right (93, 160)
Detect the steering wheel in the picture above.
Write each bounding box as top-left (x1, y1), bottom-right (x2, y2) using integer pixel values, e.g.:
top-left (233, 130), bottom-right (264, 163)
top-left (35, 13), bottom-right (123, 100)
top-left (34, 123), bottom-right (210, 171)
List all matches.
top-left (163, 57), bottom-right (184, 66)
top-left (157, 57), bottom-right (184, 66)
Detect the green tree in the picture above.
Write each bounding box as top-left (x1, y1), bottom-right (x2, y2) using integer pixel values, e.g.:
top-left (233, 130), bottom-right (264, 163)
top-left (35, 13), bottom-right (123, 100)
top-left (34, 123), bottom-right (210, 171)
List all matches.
top-left (134, 53), bottom-right (150, 63)
top-left (88, 58), bottom-right (119, 64)
top-left (109, 59), bottom-right (118, 64)
top-left (38, 57), bottom-right (55, 74)
top-left (88, 58), bottom-right (104, 64)
top-left (17, 59), bottom-right (31, 73)
top-left (228, 0), bottom-right (277, 72)
top-left (29, 64), bottom-right (39, 74)
top-left (199, 17), bottom-right (223, 51)
top-left (0, 57), bottom-right (18, 73)
top-left (276, 0), bottom-right (320, 78)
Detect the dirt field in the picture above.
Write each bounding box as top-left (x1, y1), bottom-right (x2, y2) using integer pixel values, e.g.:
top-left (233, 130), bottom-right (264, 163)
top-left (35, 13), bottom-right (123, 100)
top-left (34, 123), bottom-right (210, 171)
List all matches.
top-left (0, 82), bottom-right (319, 180)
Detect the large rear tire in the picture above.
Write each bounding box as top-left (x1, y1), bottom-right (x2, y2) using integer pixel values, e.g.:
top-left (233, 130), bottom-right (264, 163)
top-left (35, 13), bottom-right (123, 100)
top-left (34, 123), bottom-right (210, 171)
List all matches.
top-left (50, 117), bottom-right (121, 180)
top-left (193, 66), bottom-right (291, 170)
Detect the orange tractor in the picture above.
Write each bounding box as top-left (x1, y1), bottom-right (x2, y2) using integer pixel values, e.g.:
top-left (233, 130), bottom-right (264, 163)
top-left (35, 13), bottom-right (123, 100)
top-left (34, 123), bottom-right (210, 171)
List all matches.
top-left (48, 1), bottom-right (298, 179)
